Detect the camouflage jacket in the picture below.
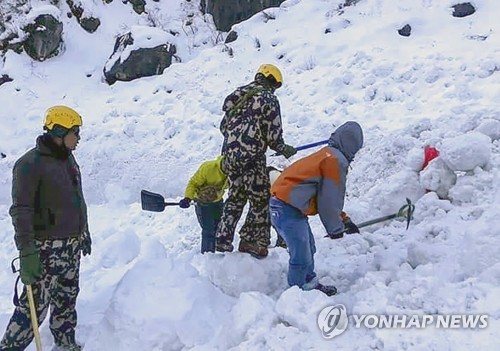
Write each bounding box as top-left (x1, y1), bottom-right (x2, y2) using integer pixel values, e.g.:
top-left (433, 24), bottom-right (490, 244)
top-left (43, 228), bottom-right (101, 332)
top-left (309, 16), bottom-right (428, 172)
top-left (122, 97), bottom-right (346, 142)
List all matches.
top-left (10, 134), bottom-right (88, 250)
top-left (220, 81), bottom-right (288, 170)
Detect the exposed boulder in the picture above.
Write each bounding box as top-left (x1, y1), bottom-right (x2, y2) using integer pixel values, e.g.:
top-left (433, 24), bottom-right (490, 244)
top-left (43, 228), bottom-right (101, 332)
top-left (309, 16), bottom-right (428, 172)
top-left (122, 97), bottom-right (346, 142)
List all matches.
top-left (66, 0), bottom-right (101, 33)
top-left (451, 3), bottom-right (475, 18)
top-left (0, 74), bottom-right (13, 86)
top-left (128, 0), bottom-right (146, 15)
top-left (224, 30), bottom-right (238, 44)
top-left (398, 24), bottom-right (411, 37)
top-left (23, 14), bottom-right (63, 61)
top-left (103, 27), bottom-right (177, 85)
top-left (201, 0), bottom-right (285, 32)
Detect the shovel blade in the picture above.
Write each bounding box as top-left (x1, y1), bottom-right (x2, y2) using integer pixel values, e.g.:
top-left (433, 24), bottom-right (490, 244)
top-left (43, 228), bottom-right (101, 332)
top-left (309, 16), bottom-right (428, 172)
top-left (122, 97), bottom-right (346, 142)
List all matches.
top-left (141, 190), bottom-right (166, 212)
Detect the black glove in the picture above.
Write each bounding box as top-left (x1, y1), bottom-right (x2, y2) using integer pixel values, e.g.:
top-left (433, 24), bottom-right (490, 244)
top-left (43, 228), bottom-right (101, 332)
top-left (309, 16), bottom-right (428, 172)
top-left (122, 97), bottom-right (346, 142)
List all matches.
top-left (179, 197), bottom-right (191, 209)
top-left (327, 219), bottom-right (360, 239)
top-left (344, 219), bottom-right (360, 234)
top-left (281, 144), bottom-right (297, 159)
top-left (80, 229), bottom-right (92, 256)
top-left (327, 232), bottom-right (344, 240)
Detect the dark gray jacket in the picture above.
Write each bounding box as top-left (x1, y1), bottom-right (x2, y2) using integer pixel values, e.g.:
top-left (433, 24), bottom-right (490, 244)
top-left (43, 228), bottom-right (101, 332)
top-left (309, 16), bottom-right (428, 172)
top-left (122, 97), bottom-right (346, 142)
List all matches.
top-left (10, 134), bottom-right (88, 250)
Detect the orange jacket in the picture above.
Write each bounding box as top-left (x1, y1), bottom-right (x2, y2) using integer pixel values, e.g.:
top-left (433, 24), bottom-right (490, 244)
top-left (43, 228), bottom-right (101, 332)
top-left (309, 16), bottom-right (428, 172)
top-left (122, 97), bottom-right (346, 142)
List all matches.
top-left (271, 121), bottom-right (363, 234)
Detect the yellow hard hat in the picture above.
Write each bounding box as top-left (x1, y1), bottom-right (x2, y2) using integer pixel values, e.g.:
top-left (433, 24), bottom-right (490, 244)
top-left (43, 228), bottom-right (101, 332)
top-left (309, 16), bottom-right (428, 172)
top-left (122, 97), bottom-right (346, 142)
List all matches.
top-left (43, 105), bottom-right (82, 130)
top-left (256, 64), bottom-right (283, 88)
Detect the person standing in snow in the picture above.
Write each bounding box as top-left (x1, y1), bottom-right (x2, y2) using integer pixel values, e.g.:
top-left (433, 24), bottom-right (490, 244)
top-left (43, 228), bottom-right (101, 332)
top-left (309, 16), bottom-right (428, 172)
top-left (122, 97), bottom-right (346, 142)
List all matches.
top-left (179, 156), bottom-right (228, 253)
top-left (215, 64), bottom-right (297, 258)
top-left (269, 121), bottom-right (363, 296)
top-left (0, 106), bottom-right (91, 351)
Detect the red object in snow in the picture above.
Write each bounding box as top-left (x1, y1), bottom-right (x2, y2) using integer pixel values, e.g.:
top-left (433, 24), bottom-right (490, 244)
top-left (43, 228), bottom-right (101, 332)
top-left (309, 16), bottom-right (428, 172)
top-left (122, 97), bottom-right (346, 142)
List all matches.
top-left (422, 146), bottom-right (440, 170)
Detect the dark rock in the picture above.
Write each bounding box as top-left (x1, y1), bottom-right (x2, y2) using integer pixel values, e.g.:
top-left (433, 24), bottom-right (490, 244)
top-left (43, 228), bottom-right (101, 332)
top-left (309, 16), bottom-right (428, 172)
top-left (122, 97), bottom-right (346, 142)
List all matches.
top-left (66, 0), bottom-right (101, 32)
top-left (80, 17), bottom-right (101, 33)
top-left (398, 24), bottom-right (412, 37)
top-left (23, 14), bottom-right (63, 61)
top-left (129, 0), bottom-right (146, 14)
top-left (201, 0), bottom-right (285, 32)
top-left (451, 3), bottom-right (475, 18)
top-left (1, 152), bottom-right (6, 159)
top-left (225, 31), bottom-right (238, 44)
top-left (0, 74), bottom-right (13, 86)
top-left (104, 32), bottom-right (176, 85)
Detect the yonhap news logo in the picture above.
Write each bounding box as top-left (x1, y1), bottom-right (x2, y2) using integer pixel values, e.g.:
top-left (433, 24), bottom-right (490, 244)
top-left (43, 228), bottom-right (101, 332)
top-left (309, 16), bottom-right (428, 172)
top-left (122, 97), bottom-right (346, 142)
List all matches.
top-left (317, 304), bottom-right (488, 339)
top-left (317, 304), bottom-right (349, 339)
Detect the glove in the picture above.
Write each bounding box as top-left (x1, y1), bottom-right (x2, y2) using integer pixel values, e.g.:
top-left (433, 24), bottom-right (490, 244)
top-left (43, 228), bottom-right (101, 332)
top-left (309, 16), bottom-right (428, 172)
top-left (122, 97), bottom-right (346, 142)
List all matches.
top-left (179, 197), bottom-right (192, 209)
top-left (19, 247), bottom-right (43, 285)
top-left (327, 219), bottom-right (360, 240)
top-left (344, 219), bottom-right (360, 234)
top-left (281, 144), bottom-right (297, 159)
top-left (327, 232), bottom-right (344, 240)
top-left (81, 229), bottom-right (92, 256)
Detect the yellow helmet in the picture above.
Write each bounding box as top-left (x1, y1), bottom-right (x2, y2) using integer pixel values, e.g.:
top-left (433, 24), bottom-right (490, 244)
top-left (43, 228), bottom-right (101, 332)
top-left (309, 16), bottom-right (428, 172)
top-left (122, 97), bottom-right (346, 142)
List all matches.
top-left (43, 105), bottom-right (82, 130)
top-left (256, 64), bottom-right (283, 88)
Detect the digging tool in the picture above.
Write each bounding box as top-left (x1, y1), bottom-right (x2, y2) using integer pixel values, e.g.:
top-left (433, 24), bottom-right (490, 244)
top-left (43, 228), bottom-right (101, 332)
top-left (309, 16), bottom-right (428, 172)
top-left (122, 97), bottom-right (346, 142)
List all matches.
top-left (272, 139), bottom-right (329, 156)
top-left (141, 190), bottom-right (182, 212)
top-left (326, 198), bottom-right (415, 238)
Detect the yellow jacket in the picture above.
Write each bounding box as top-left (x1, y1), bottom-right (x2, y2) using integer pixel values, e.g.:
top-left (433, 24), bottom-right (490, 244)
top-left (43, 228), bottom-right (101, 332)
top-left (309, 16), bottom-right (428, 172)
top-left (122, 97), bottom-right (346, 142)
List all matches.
top-left (184, 156), bottom-right (228, 203)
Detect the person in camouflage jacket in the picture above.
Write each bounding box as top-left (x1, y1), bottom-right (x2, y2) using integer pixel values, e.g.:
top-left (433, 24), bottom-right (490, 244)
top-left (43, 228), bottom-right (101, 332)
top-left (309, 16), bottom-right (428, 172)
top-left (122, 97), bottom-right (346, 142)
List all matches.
top-left (216, 64), bottom-right (296, 258)
top-left (0, 106), bottom-right (90, 351)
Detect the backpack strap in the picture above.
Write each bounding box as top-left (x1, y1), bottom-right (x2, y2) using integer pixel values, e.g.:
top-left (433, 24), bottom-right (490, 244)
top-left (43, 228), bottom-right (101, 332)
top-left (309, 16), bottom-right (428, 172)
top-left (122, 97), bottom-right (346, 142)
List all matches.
top-left (227, 86), bottom-right (264, 116)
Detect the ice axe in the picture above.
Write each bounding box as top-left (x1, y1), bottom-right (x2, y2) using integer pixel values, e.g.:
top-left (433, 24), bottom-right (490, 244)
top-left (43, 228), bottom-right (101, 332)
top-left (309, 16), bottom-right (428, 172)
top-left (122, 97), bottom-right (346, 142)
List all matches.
top-left (10, 258), bottom-right (42, 351)
top-left (27, 285), bottom-right (43, 351)
top-left (140, 190), bottom-right (182, 212)
top-left (326, 198), bottom-right (415, 237)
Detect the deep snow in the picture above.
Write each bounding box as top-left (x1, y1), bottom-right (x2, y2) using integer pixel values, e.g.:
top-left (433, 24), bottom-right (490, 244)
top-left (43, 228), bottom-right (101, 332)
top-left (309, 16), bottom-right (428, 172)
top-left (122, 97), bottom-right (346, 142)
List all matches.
top-left (1, 0), bottom-right (499, 350)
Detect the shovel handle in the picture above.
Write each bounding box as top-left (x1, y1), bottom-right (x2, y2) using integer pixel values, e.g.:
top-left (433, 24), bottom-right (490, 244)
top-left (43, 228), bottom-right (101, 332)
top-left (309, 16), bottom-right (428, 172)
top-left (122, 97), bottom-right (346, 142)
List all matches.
top-left (165, 202), bottom-right (181, 206)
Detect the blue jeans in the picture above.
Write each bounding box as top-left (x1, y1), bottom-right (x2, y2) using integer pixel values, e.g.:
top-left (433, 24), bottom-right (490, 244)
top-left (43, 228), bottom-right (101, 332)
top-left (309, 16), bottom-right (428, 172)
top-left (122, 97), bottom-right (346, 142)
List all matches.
top-left (270, 197), bottom-right (318, 290)
top-left (195, 200), bottom-right (224, 253)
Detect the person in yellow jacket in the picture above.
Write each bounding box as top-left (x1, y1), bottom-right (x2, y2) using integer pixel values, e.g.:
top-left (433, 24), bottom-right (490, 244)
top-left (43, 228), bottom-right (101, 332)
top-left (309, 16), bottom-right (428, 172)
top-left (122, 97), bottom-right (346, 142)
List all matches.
top-left (179, 156), bottom-right (228, 253)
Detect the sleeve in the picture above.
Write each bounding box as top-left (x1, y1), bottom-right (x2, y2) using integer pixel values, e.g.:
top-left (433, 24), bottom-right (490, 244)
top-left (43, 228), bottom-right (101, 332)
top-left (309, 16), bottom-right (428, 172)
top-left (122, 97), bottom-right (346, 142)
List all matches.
top-left (184, 164), bottom-right (208, 199)
top-left (316, 158), bottom-right (346, 235)
top-left (9, 159), bottom-right (40, 251)
top-left (264, 96), bottom-right (287, 153)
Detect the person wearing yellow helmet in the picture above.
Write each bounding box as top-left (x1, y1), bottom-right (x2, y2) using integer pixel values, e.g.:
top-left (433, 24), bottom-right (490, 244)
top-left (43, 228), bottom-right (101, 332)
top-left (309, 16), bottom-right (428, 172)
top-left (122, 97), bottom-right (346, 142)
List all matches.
top-left (0, 105), bottom-right (89, 351)
top-left (255, 63), bottom-right (283, 90)
top-left (216, 64), bottom-right (296, 258)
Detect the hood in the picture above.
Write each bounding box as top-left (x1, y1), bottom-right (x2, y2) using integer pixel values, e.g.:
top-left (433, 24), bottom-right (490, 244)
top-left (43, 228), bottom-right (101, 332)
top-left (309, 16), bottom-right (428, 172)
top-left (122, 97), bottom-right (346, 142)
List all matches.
top-left (328, 121), bottom-right (364, 162)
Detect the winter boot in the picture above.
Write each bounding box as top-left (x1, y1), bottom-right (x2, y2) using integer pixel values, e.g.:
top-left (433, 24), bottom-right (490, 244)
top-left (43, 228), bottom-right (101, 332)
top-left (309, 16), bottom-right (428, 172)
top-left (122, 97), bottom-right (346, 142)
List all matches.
top-left (52, 343), bottom-right (82, 351)
top-left (315, 283), bottom-right (337, 296)
top-left (238, 240), bottom-right (268, 258)
top-left (215, 241), bottom-right (234, 253)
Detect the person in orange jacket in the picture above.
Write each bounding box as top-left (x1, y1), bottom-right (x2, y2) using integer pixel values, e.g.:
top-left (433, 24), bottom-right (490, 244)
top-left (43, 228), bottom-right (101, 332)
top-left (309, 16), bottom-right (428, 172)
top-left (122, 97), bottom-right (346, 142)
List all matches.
top-left (270, 121), bottom-right (363, 296)
top-left (179, 156), bottom-right (228, 253)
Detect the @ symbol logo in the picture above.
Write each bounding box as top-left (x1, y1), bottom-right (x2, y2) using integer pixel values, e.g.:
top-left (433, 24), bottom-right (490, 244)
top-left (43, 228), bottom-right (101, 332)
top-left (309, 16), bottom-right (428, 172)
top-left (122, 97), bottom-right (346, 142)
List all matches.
top-left (317, 304), bottom-right (348, 339)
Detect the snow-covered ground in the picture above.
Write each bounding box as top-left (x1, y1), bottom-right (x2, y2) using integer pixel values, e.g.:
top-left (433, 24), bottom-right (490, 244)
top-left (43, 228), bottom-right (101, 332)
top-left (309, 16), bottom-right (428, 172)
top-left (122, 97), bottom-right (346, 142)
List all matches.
top-left (1, 0), bottom-right (499, 349)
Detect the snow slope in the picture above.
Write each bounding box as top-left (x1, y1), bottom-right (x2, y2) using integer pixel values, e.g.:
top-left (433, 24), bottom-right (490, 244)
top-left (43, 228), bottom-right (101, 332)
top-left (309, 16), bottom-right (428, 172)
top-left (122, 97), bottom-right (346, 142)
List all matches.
top-left (1, 0), bottom-right (499, 349)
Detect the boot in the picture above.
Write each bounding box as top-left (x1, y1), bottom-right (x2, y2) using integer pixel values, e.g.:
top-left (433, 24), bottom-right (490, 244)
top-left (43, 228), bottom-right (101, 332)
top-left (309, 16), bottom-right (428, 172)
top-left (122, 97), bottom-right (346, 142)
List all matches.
top-left (215, 241), bottom-right (233, 253)
top-left (315, 283), bottom-right (337, 296)
top-left (238, 240), bottom-right (268, 258)
top-left (52, 343), bottom-right (82, 351)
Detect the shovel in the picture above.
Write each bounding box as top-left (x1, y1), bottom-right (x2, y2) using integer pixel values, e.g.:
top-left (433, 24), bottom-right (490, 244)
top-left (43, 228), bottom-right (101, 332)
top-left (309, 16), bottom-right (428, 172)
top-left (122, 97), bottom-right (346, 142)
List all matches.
top-left (141, 190), bottom-right (181, 212)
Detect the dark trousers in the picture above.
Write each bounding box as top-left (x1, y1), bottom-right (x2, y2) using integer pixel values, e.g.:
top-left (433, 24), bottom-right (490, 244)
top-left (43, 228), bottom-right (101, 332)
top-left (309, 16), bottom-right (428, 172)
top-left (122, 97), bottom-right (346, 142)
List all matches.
top-left (195, 200), bottom-right (224, 253)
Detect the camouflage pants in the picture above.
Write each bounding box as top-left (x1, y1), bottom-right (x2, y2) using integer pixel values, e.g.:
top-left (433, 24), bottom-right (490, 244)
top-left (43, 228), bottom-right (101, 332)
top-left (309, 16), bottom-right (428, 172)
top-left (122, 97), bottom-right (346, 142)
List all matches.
top-left (216, 157), bottom-right (271, 247)
top-left (0, 238), bottom-right (81, 351)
